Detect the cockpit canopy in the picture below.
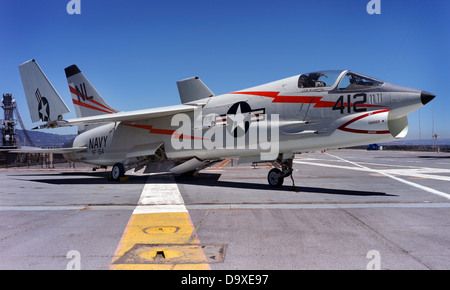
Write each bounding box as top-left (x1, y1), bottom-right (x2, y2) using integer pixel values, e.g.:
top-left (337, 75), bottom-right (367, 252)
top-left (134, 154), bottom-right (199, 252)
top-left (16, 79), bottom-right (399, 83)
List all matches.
top-left (298, 70), bottom-right (343, 88)
top-left (337, 72), bottom-right (384, 90)
top-left (298, 70), bottom-right (384, 90)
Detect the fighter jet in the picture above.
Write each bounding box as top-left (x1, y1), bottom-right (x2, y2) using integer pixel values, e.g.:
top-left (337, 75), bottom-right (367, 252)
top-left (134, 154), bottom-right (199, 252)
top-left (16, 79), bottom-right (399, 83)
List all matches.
top-left (17, 59), bottom-right (435, 187)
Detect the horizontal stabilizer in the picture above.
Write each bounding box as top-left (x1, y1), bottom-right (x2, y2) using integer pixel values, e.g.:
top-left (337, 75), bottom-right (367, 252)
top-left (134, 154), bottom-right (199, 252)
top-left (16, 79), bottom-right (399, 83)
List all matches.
top-left (9, 146), bottom-right (86, 154)
top-left (176, 77), bottom-right (214, 104)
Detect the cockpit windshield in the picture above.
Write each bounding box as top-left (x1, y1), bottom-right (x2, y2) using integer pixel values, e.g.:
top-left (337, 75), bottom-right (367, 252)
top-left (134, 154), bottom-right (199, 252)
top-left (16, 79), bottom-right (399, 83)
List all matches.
top-left (298, 70), bottom-right (343, 88)
top-left (338, 72), bottom-right (384, 90)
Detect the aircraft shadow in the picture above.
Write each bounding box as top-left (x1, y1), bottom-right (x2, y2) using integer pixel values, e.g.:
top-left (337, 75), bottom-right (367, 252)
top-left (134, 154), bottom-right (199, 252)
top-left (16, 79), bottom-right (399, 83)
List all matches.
top-left (375, 155), bottom-right (450, 160)
top-left (12, 171), bottom-right (150, 185)
top-left (417, 155), bottom-right (450, 159)
top-left (14, 171), bottom-right (395, 197)
top-left (176, 173), bottom-right (395, 197)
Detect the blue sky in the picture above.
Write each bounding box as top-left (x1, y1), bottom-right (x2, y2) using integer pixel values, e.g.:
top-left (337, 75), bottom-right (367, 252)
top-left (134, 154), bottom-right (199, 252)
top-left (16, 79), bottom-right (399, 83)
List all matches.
top-left (1, 0), bottom-right (449, 141)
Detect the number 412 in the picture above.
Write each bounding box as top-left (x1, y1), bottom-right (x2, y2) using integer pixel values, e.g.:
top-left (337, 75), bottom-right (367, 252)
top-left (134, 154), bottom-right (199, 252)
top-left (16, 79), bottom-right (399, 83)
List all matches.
top-left (332, 93), bottom-right (367, 114)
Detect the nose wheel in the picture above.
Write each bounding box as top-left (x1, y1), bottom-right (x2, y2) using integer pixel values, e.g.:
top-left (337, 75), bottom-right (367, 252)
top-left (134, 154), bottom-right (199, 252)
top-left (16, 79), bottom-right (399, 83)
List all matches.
top-left (267, 157), bottom-right (296, 189)
top-left (268, 168), bottom-right (284, 187)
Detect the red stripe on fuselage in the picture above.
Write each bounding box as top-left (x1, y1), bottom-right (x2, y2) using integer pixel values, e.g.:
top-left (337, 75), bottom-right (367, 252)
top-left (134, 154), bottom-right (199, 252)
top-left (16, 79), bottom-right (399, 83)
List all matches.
top-left (229, 91), bottom-right (386, 109)
top-left (337, 109), bottom-right (391, 134)
top-left (122, 123), bottom-right (205, 140)
top-left (230, 91), bottom-right (335, 107)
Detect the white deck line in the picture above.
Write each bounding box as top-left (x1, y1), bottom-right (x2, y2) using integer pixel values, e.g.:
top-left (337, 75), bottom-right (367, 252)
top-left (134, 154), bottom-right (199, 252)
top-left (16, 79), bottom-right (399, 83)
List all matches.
top-left (323, 153), bottom-right (450, 200)
top-left (132, 174), bottom-right (187, 214)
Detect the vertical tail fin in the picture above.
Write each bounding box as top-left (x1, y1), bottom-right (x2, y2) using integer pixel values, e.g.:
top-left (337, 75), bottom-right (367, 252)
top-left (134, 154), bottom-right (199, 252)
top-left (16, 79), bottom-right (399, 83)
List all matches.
top-left (18, 59), bottom-right (70, 123)
top-left (64, 65), bottom-right (118, 118)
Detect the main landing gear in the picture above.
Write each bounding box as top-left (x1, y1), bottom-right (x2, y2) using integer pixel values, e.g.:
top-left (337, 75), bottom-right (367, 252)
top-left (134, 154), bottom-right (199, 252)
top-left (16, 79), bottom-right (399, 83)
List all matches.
top-left (111, 163), bottom-right (125, 181)
top-left (267, 154), bottom-right (296, 189)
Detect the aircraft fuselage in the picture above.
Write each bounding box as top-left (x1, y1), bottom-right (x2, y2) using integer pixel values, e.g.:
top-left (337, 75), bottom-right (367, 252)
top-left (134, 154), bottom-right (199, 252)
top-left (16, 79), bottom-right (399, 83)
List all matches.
top-left (63, 70), bottom-right (431, 169)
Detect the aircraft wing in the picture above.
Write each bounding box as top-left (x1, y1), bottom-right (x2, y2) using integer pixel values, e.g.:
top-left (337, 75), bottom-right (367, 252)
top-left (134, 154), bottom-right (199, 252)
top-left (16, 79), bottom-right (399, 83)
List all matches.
top-left (34, 104), bottom-right (198, 129)
top-left (9, 146), bottom-right (87, 154)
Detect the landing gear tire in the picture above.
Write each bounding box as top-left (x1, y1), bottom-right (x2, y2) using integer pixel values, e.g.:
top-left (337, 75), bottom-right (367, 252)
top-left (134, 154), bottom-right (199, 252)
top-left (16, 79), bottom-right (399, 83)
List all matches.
top-left (268, 168), bottom-right (284, 188)
top-left (111, 163), bottom-right (125, 181)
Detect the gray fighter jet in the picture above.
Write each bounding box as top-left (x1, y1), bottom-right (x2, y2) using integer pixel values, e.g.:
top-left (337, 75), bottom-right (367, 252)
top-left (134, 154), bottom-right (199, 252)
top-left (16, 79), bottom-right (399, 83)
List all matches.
top-left (17, 60), bottom-right (435, 187)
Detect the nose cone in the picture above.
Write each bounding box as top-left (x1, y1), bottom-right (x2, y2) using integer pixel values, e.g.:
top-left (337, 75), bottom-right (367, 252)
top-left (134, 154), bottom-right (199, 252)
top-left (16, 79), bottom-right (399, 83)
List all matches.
top-left (421, 91), bottom-right (436, 105)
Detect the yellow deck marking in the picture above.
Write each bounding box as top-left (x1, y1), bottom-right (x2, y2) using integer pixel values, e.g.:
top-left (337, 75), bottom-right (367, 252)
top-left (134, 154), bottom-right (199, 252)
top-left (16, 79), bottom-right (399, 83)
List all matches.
top-left (110, 174), bottom-right (210, 270)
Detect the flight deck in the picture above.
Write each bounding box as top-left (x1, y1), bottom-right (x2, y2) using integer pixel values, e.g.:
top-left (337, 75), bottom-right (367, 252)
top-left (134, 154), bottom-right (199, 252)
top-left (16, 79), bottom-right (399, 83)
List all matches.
top-left (0, 149), bottom-right (449, 270)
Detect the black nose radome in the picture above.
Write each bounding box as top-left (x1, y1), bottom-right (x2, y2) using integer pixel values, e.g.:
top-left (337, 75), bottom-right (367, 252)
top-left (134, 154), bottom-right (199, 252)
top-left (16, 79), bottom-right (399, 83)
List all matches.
top-left (421, 91), bottom-right (436, 105)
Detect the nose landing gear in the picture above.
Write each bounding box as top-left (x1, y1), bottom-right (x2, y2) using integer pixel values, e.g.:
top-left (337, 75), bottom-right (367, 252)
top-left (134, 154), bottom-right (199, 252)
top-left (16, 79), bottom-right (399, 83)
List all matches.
top-left (267, 155), bottom-right (296, 189)
top-left (268, 168), bottom-right (284, 187)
